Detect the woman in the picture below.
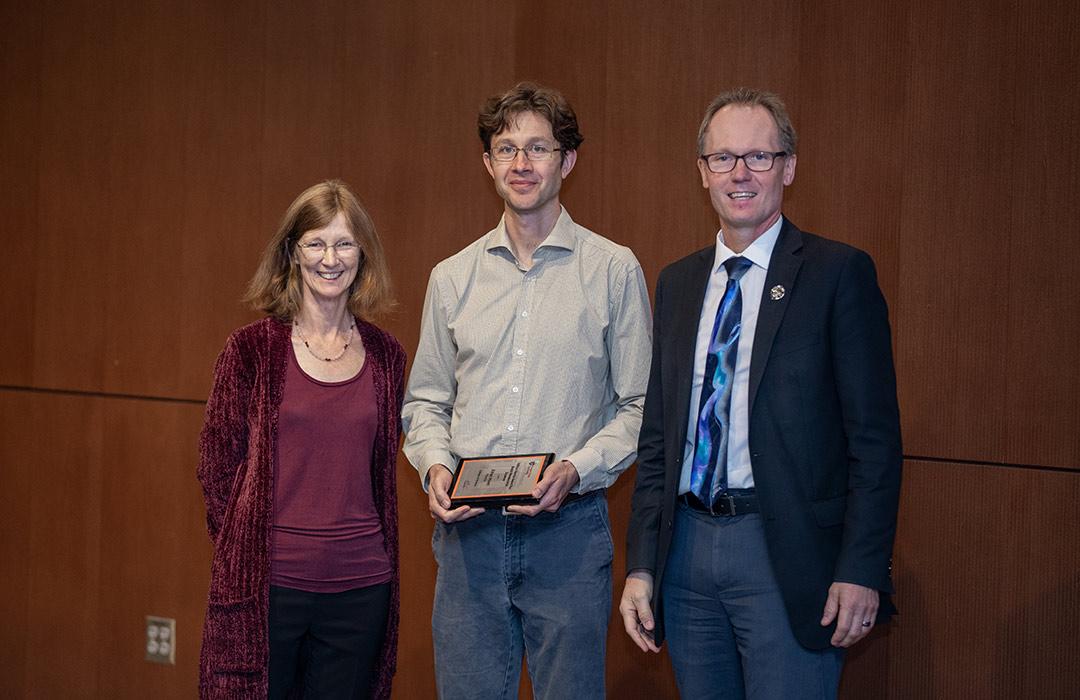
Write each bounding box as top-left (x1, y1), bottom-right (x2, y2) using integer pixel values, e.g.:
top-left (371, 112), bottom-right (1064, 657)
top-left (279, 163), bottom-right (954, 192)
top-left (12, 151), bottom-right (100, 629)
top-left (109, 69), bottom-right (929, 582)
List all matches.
top-left (197, 180), bottom-right (405, 699)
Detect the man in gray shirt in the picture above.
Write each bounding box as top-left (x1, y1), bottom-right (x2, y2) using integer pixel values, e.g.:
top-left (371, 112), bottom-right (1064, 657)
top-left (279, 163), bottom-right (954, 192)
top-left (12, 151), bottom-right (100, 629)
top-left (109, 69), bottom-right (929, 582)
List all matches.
top-left (402, 82), bottom-right (652, 699)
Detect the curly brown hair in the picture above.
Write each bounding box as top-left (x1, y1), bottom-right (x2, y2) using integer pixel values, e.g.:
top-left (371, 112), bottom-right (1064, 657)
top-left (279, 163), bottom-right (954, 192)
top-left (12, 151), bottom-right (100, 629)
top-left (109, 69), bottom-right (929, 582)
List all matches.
top-left (478, 81), bottom-right (584, 155)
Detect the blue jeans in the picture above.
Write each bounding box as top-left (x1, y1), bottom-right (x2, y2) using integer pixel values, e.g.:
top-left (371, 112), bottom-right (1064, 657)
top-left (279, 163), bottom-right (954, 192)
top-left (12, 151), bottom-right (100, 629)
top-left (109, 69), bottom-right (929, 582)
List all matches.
top-left (662, 503), bottom-right (844, 699)
top-left (431, 491), bottom-right (613, 700)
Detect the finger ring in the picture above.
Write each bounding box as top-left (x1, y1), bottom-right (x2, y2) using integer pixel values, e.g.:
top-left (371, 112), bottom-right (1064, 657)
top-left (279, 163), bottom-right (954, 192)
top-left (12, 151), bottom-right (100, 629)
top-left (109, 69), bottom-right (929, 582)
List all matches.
top-left (861, 620), bottom-right (872, 627)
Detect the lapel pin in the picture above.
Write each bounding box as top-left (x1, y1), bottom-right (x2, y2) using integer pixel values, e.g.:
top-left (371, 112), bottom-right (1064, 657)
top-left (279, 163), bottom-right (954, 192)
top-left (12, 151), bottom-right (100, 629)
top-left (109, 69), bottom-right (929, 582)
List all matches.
top-left (770, 285), bottom-right (785, 301)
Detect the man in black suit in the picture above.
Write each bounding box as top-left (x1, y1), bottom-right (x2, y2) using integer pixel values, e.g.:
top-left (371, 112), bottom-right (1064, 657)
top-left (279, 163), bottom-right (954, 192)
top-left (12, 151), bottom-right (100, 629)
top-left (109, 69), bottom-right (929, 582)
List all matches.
top-left (619, 88), bottom-right (902, 698)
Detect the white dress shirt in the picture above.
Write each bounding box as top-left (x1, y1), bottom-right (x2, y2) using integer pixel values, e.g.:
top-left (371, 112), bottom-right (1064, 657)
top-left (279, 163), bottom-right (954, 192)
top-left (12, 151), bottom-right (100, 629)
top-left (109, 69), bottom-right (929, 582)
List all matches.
top-left (679, 217), bottom-right (783, 493)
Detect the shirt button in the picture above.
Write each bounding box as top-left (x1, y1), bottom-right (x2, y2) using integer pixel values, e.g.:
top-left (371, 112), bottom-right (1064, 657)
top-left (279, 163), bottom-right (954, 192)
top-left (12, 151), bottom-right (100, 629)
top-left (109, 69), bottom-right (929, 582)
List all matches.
top-left (507, 424), bottom-right (515, 431)
top-left (521, 311), bottom-right (529, 318)
top-left (512, 386), bottom-right (520, 393)
top-left (515, 348), bottom-right (524, 356)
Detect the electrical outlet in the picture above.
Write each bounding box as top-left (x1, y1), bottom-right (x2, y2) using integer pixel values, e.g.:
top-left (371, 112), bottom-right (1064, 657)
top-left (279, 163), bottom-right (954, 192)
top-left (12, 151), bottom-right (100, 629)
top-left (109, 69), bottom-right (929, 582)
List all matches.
top-left (145, 616), bottom-right (176, 665)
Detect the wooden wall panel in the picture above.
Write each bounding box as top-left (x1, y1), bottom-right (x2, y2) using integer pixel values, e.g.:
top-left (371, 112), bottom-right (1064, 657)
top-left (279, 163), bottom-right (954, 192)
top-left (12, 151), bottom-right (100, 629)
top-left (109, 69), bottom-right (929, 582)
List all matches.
top-left (259, 0), bottom-right (347, 230)
top-left (32, 0), bottom-right (120, 393)
top-left (893, 0), bottom-right (1080, 469)
top-left (95, 3), bottom-right (191, 398)
top-left (0, 392), bottom-right (35, 696)
top-left (791, 0), bottom-right (909, 306)
top-left (888, 460), bottom-right (1080, 698)
top-left (893, 0), bottom-right (1016, 464)
top-left (96, 399), bottom-right (211, 698)
top-left (16, 392), bottom-right (106, 697)
top-left (1004, 0), bottom-right (1080, 469)
top-left (173, 0), bottom-right (267, 401)
top-left (0, 0), bottom-right (42, 387)
top-left (0, 390), bottom-right (210, 698)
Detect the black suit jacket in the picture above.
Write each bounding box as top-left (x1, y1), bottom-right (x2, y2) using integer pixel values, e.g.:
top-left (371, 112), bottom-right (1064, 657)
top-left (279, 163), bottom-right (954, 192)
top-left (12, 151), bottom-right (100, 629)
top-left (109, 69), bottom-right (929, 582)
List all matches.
top-left (626, 218), bottom-right (902, 650)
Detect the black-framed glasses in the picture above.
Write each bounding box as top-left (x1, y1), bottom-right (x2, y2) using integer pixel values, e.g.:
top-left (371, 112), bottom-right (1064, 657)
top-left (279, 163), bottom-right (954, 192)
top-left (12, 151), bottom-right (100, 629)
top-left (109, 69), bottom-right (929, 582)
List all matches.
top-left (700, 151), bottom-right (787, 174)
top-left (489, 143), bottom-right (563, 162)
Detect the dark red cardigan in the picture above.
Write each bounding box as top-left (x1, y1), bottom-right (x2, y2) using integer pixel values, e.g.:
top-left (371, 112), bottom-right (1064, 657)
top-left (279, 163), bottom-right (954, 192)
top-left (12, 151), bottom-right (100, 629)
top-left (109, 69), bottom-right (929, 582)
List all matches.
top-left (197, 317), bottom-right (406, 699)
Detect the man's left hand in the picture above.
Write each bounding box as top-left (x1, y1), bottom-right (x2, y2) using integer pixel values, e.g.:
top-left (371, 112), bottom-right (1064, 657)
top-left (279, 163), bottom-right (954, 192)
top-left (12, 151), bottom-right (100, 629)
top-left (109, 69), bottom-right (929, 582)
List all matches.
top-left (504, 460), bottom-right (580, 516)
top-left (820, 581), bottom-right (879, 648)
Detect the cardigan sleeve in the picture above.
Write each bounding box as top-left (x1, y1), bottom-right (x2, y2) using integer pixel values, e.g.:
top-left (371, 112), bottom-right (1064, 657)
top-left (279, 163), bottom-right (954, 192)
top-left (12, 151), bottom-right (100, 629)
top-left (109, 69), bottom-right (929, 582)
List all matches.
top-left (391, 337), bottom-right (407, 427)
top-left (197, 332), bottom-right (255, 541)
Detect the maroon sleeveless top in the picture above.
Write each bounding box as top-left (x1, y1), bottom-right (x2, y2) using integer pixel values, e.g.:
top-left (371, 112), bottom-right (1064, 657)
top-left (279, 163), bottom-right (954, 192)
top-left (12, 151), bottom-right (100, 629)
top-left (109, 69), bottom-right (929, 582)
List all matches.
top-left (270, 347), bottom-right (392, 593)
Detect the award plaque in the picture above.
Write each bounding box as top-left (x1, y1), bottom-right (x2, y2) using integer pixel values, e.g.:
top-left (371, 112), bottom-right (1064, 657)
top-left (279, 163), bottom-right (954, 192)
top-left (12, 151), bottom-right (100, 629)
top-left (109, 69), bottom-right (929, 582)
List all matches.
top-left (447, 453), bottom-right (556, 508)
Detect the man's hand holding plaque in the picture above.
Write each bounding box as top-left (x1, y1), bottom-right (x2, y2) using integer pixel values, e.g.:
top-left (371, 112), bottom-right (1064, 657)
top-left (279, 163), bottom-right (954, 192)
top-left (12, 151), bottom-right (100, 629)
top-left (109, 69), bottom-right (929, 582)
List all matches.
top-left (504, 460), bottom-right (580, 516)
top-left (428, 464), bottom-right (485, 524)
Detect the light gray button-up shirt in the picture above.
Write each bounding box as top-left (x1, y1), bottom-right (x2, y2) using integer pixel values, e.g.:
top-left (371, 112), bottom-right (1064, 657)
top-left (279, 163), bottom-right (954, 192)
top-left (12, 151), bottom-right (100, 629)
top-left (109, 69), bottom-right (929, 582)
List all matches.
top-left (402, 207), bottom-right (652, 494)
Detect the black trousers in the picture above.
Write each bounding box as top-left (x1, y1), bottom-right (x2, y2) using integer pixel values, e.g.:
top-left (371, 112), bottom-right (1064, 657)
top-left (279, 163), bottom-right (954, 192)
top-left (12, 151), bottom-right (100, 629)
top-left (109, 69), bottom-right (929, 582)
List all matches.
top-left (268, 582), bottom-right (391, 700)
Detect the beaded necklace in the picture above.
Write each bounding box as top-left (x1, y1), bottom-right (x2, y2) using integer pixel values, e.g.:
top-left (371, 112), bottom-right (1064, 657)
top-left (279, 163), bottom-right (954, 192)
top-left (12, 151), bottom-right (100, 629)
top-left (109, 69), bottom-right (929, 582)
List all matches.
top-left (293, 320), bottom-right (356, 362)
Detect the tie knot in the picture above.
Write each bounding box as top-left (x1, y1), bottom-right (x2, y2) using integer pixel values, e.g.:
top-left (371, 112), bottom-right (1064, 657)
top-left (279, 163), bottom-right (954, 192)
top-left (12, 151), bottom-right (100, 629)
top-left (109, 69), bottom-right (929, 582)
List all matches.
top-left (723, 256), bottom-right (752, 282)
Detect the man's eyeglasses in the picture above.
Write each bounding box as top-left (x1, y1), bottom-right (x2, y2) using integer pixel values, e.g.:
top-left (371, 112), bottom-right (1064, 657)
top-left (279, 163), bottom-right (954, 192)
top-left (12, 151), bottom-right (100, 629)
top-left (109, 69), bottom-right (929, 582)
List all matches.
top-left (295, 240), bottom-right (361, 261)
top-left (700, 151), bottom-right (788, 174)
top-left (489, 143), bottom-right (563, 162)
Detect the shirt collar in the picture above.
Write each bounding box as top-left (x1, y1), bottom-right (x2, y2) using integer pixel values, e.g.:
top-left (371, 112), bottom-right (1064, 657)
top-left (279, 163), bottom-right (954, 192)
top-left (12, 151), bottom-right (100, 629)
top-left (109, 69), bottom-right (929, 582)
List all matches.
top-left (485, 206), bottom-right (577, 257)
top-left (712, 215), bottom-right (784, 274)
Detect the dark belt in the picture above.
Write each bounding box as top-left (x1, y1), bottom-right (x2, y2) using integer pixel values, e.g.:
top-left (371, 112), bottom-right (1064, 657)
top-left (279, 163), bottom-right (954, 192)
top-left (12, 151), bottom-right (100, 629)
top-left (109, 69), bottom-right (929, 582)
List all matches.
top-left (680, 490), bottom-right (759, 517)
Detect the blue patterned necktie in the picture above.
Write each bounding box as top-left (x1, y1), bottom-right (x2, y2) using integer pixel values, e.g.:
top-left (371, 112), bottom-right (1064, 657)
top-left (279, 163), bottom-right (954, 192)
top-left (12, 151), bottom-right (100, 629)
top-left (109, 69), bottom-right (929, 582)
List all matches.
top-left (691, 256), bottom-right (752, 507)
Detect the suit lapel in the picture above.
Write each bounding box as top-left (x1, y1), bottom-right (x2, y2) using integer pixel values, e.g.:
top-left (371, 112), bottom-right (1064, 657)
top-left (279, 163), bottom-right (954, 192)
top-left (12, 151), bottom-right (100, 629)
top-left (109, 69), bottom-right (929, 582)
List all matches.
top-left (748, 219), bottom-right (803, 419)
